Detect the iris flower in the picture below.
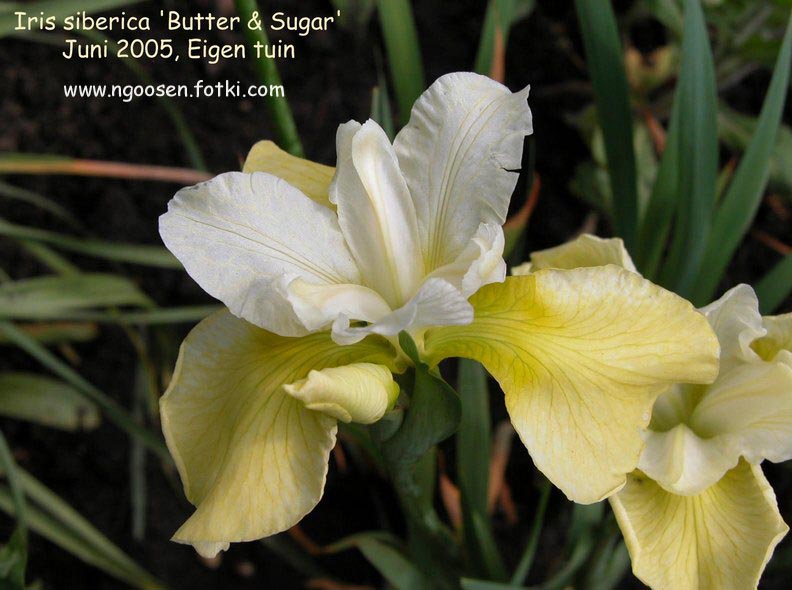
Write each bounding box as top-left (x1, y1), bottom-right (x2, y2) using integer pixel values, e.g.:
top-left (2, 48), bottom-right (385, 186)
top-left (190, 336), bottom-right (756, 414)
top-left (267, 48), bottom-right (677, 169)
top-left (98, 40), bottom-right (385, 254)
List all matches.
top-left (522, 236), bottom-right (791, 590)
top-left (159, 73), bottom-right (719, 556)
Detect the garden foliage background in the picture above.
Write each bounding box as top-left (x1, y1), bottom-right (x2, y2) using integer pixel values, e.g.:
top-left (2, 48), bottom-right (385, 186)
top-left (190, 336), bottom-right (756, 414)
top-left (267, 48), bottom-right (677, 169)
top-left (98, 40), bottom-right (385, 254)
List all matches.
top-left (0, 0), bottom-right (791, 588)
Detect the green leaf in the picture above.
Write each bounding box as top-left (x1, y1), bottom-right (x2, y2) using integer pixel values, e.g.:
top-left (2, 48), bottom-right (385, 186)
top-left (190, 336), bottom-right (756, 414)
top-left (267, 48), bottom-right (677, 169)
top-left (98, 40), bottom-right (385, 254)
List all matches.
top-left (0, 430), bottom-right (27, 590)
top-left (234, 0), bottom-right (303, 156)
top-left (0, 321), bottom-right (169, 460)
top-left (0, 373), bottom-right (100, 431)
top-left (0, 322), bottom-right (97, 345)
top-left (0, 467), bottom-right (163, 589)
top-left (0, 0), bottom-right (143, 38)
top-left (385, 334), bottom-right (461, 467)
top-left (756, 253), bottom-right (792, 314)
top-left (659, 0), bottom-right (718, 295)
top-left (0, 181), bottom-right (82, 231)
top-left (574, 0), bottom-right (638, 249)
top-left (376, 0), bottom-right (425, 124)
top-left (0, 218), bottom-right (181, 269)
top-left (0, 274), bottom-right (151, 320)
top-left (692, 14), bottom-right (792, 304)
top-left (329, 533), bottom-right (429, 589)
top-left (510, 480), bottom-right (551, 585)
top-left (43, 305), bottom-right (220, 326)
top-left (461, 579), bottom-right (527, 590)
top-left (370, 82), bottom-right (395, 142)
top-left (474, 0), bottom-right (536, 76)
top-left (718, 106), bottom-right (792, 198)
top-left (456, 360), bottom-right (506, 580)
top-left (331, 0), bottom-right (376, 33)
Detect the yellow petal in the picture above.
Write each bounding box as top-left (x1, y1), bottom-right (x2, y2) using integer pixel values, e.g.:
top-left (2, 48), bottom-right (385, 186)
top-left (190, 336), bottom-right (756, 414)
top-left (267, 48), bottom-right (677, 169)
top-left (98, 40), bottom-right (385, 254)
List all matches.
top-left (423, 268), bottom-right (719, 503)
top-left (512, 234), bottom-right (637, 275)
top-left (243, 140), bottom-right (335, 208)
top-left (283, 363), bottom-right (399, 424)
top-left (753, 312), bottom-right (792, 363)
top-left (161, 310), bottom-right (398, 555)
top-left (610, 461), bottom-right (788, 590)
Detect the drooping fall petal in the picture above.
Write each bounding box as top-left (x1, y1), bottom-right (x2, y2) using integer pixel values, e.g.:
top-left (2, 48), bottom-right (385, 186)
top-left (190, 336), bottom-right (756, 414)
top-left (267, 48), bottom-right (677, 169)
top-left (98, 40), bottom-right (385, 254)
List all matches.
top-left (610, 461), bottom-right (788, 590)
top-left (423, 267), bottom-right (719, 503)
top-left (160, 310), bottom-right (399, 556)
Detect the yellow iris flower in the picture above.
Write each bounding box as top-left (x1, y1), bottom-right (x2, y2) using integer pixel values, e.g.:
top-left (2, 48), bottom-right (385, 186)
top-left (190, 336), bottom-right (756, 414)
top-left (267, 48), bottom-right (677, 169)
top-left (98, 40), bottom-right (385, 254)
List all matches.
top-left (158, 73), bottom-right (719, 557)
top-left (521, 235), bottom-right (791, 590)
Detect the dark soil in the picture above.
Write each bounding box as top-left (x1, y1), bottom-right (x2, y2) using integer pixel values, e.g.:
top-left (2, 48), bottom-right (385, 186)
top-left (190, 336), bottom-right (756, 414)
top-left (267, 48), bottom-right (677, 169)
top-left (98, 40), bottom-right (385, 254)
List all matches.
top-left (1, 1), bottom-right (790, 589)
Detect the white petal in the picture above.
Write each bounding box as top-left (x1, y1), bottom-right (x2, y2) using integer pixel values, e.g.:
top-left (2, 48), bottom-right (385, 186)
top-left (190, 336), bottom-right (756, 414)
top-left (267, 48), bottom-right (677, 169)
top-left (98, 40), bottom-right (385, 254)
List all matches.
top-left (394, 72), bottom-right (532, 270)
top-left (427, 222), bottom-right (507, 297)
top-left (332, 278), bottom-right (473, 345)
top-left (330, 120), bottom-right (424, 307)
top-left (692, 360), bottom-right (792, 465)
top-left (160, 172), bottom-right (360, 336)
top-left (639, 423), bottom-right (738, 495)
top-left (285, 279), bottom-right (392, 332)
top-left (700, 284), bottom-right (765, 370)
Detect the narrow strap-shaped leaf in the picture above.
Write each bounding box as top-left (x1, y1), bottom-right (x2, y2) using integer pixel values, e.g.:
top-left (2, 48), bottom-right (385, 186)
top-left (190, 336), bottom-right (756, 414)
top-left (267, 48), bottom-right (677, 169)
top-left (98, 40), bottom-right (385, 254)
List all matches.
top-left (377, 0), bottom-right (425, 124)
top-left (0, 218), bottom-right (181, 268)
top-left (0, 321), bottom-right (169, 460)
top-left (234, 0), bottom-right (304, 156)
top-left (659, 0), bottom-right (718, 296)
top-left (457, 360), bottom-right (506, 580)
top-left (756, 252), bottom-right (792, 314)
top-left (574, 0), bottom-right (638, 249)
top-left (692, 13), bottom-right (792, 305)
top-left (510, 480), bottom-right (551, 585)
top-left (0, 466), bottom-right (163, 589)
top-left (474, 0), bottom-right (536, 78)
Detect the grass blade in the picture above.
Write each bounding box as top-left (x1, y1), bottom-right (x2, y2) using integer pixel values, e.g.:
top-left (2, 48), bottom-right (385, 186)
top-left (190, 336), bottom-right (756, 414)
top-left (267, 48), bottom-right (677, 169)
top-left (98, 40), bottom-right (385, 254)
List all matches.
top-left (456, 360), bottom-right (505, 580)
top-left (0, 218), bottom-right (181, 268)
top-left (0, 153), bottom-right (210, 184)
top-left (234, 0), bottom-right (303, 157)
top-left (377, 0), bottom-right (425, 124)
top-left (55, 305), bottom-right (220, 325)
top-left (0, 274), bottom-right (152, 320)
top-left (658, 0), bottom-right (718, 295)
top-left (474, 0), bottom-right (536, 79)
top-left (574, 0), bottom-right (638, 249)
top-left (510, 480), bottom-right (551, 585)
top-left (0, 467), bottom-right (164, 588)
top-left (0, 373), bottom-right (100, 431)
top-left (0, 181), bottom-right (83, 231)
top-left (0, 321), bottom-right (169, 460)
top-left (0, 430), bottom-right (27, 590)
top-left (692, 14), bottom-right (792, 304)
top-left (756, 253), bottom-right (792, 314)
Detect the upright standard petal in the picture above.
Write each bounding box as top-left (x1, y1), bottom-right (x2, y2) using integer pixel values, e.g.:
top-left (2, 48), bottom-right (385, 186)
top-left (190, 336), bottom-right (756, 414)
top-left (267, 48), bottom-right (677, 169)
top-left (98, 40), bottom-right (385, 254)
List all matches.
top-left (753, 312), bottom-right (792, 363)
top-left (160, 310), bottom-right (399, 555)
top-left (423, 268), bottom-right (719, 503)
top-left (611, 462), bottom-right (788, 590)
top-left (160, 172), bottom-right (360, 336)
top-left (330, 120), bottom-right (424, 307)
top-left (700, 284), bottom-right (766, 369)
top-left (513, 234), bottom-right (637, 275)
top-left (394, 72), bottom-right (533, 270)
top-left (243, 140), bottom-right (335, 208)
